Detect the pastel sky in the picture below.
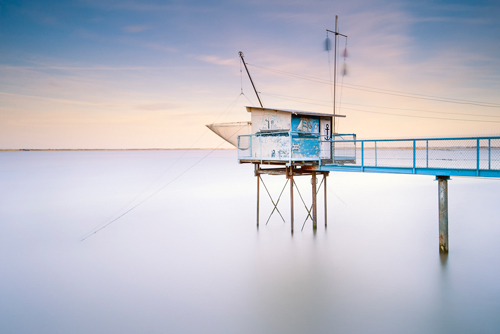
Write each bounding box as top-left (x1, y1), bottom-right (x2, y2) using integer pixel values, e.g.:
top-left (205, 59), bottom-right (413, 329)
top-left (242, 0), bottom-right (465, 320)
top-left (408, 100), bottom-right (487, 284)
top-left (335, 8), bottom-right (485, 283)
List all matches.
top-left (1, 0), bottom-right (499, 149)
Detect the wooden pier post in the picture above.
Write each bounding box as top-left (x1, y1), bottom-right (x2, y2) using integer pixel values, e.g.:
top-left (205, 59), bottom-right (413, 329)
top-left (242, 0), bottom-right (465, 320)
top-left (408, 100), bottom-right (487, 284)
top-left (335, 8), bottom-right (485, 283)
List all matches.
top-left (436, 176), bottom-right (450, 253)
top-left (256, 164), bottom-right (260, 229)
top-left (324, 173), bottom-right (327, 228)
top-left (312, 172), bottom-right (317, 231)
top-left (289, 166), bottom-right (294, 235)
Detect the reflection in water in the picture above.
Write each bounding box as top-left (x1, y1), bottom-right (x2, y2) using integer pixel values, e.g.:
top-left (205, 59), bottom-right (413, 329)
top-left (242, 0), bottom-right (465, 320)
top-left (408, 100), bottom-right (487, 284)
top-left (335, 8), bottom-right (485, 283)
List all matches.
top-left (440, 252), bottom-right (448, 270)
top-left (254, 251), bottom-right (328, 333)
top-left (0, 151), bottom-right (499, 334)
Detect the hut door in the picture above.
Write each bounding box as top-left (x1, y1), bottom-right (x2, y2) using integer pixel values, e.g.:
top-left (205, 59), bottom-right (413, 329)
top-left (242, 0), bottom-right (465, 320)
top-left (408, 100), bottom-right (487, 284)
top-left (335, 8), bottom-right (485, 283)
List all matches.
top-left (320, 118), bottom-right (332, 159)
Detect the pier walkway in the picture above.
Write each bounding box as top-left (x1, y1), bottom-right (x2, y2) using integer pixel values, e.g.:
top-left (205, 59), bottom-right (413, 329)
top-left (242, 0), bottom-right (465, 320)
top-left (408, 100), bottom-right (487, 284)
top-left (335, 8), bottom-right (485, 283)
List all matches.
top-left (238, 134), bottom-right (500, 178)
top-left (237, 134), bottom-right (500, 252)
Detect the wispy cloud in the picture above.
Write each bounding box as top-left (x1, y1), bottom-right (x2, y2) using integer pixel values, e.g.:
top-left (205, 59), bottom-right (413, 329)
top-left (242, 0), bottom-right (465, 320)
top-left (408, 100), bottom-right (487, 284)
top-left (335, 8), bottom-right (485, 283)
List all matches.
top-left (0, 65), bottom-right (174, 71)
top-left (135, 102), bottom-right (179, 111)
top-left (81, 0), bottom-right (213, 13)
top-left (412, 16), bottom-right (493, 25)
top-left (144, 43), bottom-right (178, 53)
top-left (123, 25), bottom-right (150, 33)
top-left (196, 55), bottom-right (237, 66)
top-left (0, 92), bottom-right (119, 107)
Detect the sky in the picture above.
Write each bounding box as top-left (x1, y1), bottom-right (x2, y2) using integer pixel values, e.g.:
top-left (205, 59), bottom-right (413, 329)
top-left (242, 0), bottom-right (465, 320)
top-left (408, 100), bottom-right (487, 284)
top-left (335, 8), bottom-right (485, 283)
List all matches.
top-left (0, 0), bottom-right (499, 149)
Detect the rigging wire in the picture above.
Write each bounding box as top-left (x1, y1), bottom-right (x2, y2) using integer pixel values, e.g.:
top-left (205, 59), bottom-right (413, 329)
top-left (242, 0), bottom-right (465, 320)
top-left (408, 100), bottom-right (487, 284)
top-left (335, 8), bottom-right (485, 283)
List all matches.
top-left (260, 92), bottom-right (500, 123)
top-left (80, 124), bottom-right (246, 242)
top-left (80, 148), bottom-right (217, 242)
top-left (81, 93), bottom-right (246, 242)
top-left (240, 56), bottom-right (244, 94)
top-left (237, 55), bottom-right (255, 107)
top-left (242, 91), bottom-right (255, 106)
top-left (342, 107), bottom-right (500, 123)
top-left (262, 92), bottom-right (500, 118)
top-left (247, 63), bottom-right (500, 108)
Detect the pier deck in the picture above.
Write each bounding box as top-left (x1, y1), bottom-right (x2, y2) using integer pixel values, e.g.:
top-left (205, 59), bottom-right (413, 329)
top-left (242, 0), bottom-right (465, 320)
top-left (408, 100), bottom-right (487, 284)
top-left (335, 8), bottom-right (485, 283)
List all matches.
top-left (238, 135), bottom-right (500, 178)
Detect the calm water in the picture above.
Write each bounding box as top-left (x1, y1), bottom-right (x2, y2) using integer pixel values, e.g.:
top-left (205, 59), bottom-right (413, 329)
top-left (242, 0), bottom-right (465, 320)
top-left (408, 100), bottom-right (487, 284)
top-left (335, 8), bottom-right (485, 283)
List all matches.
top-left (1, 150), bottom-right (499, 334)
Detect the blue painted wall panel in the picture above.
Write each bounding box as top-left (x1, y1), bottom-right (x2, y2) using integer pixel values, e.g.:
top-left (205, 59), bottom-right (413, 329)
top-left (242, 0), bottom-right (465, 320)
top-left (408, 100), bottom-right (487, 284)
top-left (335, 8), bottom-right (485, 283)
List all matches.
top-left (292, 135), bottom-right (320, 158)
top-left (291, 115), bottom-right (320, 133)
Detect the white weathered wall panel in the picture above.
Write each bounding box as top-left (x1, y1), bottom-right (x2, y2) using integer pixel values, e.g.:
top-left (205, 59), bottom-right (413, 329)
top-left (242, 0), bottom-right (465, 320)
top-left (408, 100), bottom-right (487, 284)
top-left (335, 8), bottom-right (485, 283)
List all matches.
top-left (249, 108), bottom-right (291, 134)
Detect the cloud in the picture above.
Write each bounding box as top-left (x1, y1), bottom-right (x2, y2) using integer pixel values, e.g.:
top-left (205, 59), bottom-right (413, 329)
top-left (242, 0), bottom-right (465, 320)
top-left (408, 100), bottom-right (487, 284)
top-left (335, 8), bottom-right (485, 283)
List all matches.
top-left (0, 64), bottom-right (173, 71)
top-left (261, 11), bottom-right (332, 25)
top-left (144, 43), bottom-right (178, 53)
top-left (0, 92), bottom-right (117, 107)
top-left (412, 16), bottom-right (493, 25)
top-left (81, 0), bottom-right (213, 13)
top-left (135, 102), bottom-right (179, 111)
top-left (196, 55), bottom-right (237, 66)
top-left (123, 25), bottom-right (150, 33)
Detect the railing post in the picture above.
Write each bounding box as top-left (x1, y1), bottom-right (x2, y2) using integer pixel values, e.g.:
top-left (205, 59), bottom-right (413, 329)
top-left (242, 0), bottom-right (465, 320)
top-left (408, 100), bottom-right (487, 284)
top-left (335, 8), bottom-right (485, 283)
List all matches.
top-left (354, 138), bottom-right (357, 163)
top-left (413, 140), bottom-right (416, 173)
top-left (259, 135), bottom-right (262, 163)
top-left (361, 141), bottom-right (364, 171)
top-left (426, 140), bottom-right (429, 168)
top-left (489, 138), bottom-right (491, 170)
top-left (477, 138), bottom-right (480, 176)
top-left (318, 135), bottom-right (322, 165)
top-left (375, 141), bottom-right (378, 167)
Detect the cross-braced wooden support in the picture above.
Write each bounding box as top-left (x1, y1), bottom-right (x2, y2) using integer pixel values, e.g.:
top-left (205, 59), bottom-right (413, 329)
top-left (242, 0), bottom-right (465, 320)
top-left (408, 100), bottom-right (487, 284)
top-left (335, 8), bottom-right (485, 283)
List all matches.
top-left (255, 164), bottom-right (329, 234)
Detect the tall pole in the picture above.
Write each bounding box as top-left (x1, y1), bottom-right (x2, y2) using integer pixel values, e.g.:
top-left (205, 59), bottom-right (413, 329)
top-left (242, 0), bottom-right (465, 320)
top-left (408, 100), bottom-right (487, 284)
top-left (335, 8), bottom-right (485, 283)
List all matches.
top-left (239, 51), bottom-right (264, 108)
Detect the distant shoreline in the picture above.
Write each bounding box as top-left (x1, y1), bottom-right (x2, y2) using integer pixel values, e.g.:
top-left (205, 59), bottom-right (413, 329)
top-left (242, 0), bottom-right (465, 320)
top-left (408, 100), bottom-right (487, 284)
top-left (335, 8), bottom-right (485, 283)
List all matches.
top-left (0, 148), bottom-right (236, 151)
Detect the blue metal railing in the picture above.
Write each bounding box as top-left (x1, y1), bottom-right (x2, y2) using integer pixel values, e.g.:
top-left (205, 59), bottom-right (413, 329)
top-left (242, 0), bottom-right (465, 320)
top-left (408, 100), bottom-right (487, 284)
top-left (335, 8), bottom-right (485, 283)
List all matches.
top-left (320, 136), bottom-right (500, 177)
top-left (238, 133), bottom-right (500, 177)
top-left (238, 131), bottom-right (322, 163)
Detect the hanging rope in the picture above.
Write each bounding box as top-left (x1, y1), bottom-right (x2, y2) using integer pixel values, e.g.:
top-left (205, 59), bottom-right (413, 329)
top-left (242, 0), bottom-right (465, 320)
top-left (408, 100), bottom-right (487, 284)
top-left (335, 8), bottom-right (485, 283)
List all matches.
top-left (81, 90), bottom-right (247, 242)
top-left (337, 37), bottom-right (348, 133)
top-left (326, 31), bottom-right (335, 117)
top-left (80, 123), bottom-right (246, 242)
top-left (240, 56), bottom-right (244, 94)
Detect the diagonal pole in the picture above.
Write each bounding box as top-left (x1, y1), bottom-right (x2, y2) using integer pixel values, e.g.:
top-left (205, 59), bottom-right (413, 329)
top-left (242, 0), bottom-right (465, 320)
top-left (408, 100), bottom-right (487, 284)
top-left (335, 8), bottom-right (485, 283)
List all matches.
top-left (265, 179), bottom-right (289, 225)
top-left (305, 177), bottom-right (325, 215)
top-left (293, 180), bottom-right (314, 231)
top-left (300, 177), bottom-right (326, 231)
top-left (260, 176), bottom-right (286, 223)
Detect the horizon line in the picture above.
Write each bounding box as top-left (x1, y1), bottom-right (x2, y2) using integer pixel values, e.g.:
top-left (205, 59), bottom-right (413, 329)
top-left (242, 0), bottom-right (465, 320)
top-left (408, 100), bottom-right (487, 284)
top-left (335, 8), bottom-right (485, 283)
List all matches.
top-left (0, 148), bottom-right (236, 152)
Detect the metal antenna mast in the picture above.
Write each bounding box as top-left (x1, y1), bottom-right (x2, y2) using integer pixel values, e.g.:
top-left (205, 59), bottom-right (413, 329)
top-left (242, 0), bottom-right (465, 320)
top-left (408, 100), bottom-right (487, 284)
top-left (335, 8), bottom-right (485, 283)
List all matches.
top-left (327, 15), bottom-right (347, 133)
top-left (239, 51), bottom-right (263, 108)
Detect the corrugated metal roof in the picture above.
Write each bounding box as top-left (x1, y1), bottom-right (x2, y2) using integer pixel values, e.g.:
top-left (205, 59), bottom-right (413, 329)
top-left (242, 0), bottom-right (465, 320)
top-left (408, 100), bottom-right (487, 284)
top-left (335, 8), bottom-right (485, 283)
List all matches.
top-left (246, 106), bottom-right (345, 118)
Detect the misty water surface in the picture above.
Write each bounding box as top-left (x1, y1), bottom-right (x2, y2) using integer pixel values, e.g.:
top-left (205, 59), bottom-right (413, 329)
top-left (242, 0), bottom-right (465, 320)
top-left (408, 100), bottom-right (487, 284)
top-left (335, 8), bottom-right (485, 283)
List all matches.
top-left (0, 150), bottom-right (499, 334)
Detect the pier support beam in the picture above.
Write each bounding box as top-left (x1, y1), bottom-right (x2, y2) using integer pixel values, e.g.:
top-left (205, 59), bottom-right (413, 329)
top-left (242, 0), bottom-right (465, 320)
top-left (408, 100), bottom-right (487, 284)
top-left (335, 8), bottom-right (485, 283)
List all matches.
top-left (255, 164), bottom-right (260, 229)
top-left (288, 166), bottom-right (294, 235)
top-left (324, 174), bottom-right (327, 228)
top-left (436, 175), bottom-right (450, 253)
top-left (312, 172), bottom-right (317, 231)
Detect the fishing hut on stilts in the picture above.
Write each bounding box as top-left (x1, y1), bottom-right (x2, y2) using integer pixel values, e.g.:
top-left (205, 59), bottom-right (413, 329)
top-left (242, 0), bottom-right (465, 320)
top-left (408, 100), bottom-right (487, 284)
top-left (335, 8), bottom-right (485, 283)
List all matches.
top-left (209, 17), bottom-right (500, 253)
top-left (240, 106), bottom-right (351, 234)
top-left (235, 17), bottom-right (350, 234)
